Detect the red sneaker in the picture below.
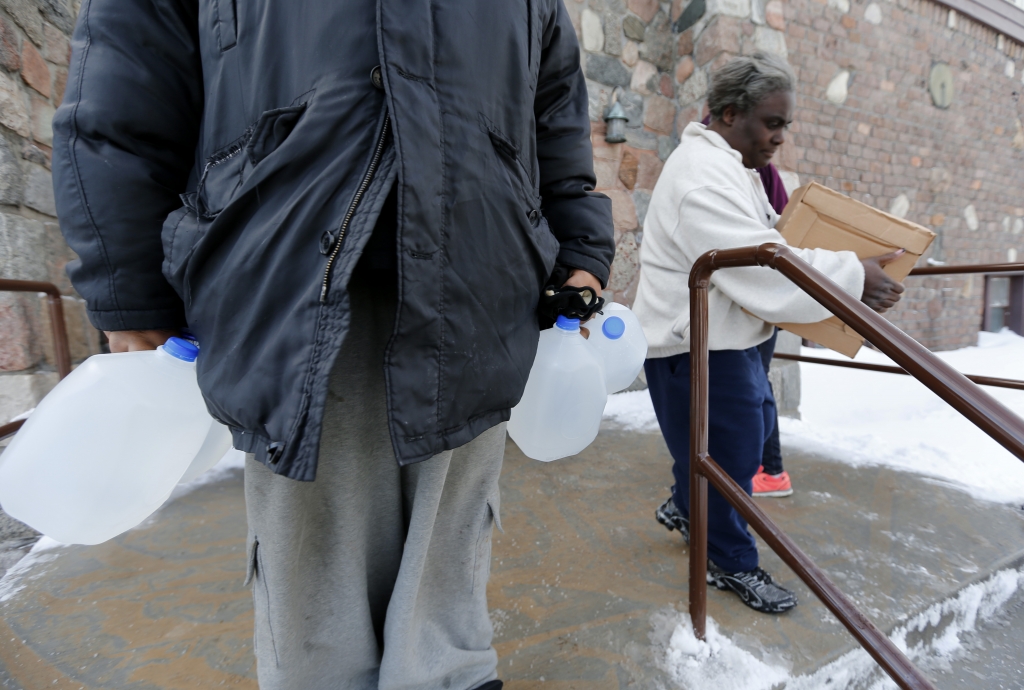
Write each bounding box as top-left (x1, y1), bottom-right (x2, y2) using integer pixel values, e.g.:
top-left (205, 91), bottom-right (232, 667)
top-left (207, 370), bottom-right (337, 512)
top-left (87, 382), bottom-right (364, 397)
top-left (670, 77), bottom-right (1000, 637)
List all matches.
top-left (752, 466), bottom-right (793, 497)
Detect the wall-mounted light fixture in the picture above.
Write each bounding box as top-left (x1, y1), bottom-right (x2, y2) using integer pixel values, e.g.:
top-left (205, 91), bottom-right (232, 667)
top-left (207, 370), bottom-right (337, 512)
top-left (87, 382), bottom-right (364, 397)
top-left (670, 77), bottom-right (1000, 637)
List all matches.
top-left (604, 101), bottom-right (628, 144)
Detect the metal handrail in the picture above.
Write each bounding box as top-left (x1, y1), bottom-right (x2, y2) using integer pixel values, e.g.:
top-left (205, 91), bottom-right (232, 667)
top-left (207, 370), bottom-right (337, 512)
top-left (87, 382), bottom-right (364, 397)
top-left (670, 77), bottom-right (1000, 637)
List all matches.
top-left (772, 353), bottom-right (1024, 391)
top-left (0, 279), bottom-right (71, 440)
top-left (908, 262), bottom-right (1024, 276)
top-left (688, 245), bottom-right (1024, 689)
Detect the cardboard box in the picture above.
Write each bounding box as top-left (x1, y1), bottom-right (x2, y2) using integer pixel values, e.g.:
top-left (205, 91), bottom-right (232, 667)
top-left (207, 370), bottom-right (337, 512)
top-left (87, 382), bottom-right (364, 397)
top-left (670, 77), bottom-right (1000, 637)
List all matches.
top-left (774, 182), bottom-right (935, 357)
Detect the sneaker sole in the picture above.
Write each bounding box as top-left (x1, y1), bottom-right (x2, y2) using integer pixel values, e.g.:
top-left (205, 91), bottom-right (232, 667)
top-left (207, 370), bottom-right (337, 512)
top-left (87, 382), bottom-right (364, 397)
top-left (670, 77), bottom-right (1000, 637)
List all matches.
top-left (753, 488), bottom-right (794, 497)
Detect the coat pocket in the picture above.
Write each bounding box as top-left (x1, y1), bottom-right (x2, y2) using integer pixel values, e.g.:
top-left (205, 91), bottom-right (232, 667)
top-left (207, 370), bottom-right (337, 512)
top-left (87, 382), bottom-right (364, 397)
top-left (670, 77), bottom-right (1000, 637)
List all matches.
top-left (214, 0), bottom-right (237, 51)
top-left (161, 203), bottom-right (202, 302)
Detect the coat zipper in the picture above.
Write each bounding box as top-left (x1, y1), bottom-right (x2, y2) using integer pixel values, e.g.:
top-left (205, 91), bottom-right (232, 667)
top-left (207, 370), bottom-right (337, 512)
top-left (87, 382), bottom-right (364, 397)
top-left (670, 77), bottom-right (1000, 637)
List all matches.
top-left (320, 115), bottom-right (391, 303)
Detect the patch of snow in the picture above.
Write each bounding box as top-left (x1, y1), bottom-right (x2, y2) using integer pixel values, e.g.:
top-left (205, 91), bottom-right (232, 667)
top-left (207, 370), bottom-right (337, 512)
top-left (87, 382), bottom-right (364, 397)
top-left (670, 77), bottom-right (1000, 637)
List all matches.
top-left (603, 389), bottom-right (660, 432)
top-left (660, 612), bottom-right (789, 689)
top-left (602, 330), bottom-right (1024, 503)
top-left (786, 565), bottom-right (1024, 688)
top-left (0, 536), bottom-right (64, 602)
top-left (784, 330), bottom-right (1024, 504)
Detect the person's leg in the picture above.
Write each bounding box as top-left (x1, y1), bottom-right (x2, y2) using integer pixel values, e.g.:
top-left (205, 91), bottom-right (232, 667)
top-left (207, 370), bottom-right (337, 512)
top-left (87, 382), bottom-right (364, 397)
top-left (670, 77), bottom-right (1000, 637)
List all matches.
top-left (646, 351), bottom-right (763, 572)
top-left (756, 330), bottom-right (784, 476)
top-left (244, 282), bottom-right (403, 690)
top-left (378, 423), bottom-right (506, 690)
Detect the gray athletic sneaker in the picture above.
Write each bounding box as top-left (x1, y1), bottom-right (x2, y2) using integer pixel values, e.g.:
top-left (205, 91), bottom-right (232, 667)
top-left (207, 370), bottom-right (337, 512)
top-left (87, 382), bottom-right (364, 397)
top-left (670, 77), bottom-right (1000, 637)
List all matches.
top-left (655, 497), bottom-right (689, 544)
top-left (706, 561), bottom-right (798, 614)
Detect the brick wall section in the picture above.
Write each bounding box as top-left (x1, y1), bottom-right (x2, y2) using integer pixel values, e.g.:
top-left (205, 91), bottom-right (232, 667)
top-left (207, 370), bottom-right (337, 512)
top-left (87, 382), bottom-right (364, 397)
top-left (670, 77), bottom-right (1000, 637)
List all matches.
top-left (781, 0), bottom-right (1024, 350)
top-left (0, 0), bottom-right (99, 424)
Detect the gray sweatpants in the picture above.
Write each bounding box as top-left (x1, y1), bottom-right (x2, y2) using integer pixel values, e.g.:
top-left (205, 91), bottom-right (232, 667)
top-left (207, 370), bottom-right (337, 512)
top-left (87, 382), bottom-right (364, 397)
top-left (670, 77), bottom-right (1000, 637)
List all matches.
top-left (244, 282), bottom-right (505, 690)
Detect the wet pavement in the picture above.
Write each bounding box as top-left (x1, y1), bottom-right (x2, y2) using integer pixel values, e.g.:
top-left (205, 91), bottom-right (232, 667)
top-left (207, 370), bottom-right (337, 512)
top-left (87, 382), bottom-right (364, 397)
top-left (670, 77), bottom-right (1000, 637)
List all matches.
top-left (1, 426), bottom-right (1023, 689)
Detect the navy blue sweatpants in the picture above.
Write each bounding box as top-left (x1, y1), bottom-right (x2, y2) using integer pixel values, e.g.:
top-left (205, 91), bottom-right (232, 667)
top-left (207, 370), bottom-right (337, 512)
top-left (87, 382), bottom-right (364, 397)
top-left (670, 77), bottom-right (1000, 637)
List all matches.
top-left (645, 348), bottom-right (776, 573)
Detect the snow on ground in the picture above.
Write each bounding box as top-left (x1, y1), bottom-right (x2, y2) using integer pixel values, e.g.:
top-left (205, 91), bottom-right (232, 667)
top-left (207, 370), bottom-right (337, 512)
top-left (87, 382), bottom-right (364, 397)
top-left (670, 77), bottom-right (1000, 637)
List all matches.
top-left (169, 448), bottom-right (246, 499)
top-left (603, 330), bottom-right (1024, 504)
top-left (0, 536), bottom-right (64, 603)
top-left (654, 565), bottom-right (1024, 689)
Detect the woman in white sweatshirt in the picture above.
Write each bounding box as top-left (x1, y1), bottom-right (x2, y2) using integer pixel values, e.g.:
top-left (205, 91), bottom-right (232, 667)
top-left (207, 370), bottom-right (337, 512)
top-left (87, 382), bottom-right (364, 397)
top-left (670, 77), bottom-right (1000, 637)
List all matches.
top-left (633, 53), bottom-right (904, 614)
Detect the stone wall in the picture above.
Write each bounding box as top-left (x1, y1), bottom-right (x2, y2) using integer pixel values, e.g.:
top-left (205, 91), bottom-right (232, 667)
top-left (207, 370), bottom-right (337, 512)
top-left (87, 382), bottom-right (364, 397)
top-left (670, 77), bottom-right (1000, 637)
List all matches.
top-left (573, 0), bottom-right (1024, 356)
top-left (0, 0), bottom-right (98, 426)
top-left (779, 0), bottom-right (1024, 350)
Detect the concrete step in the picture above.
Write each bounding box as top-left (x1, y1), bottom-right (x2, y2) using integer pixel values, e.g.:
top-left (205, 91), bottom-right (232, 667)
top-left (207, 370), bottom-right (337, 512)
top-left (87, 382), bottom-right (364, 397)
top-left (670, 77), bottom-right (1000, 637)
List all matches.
top-left (0, 427), bottom-right (1021, 688)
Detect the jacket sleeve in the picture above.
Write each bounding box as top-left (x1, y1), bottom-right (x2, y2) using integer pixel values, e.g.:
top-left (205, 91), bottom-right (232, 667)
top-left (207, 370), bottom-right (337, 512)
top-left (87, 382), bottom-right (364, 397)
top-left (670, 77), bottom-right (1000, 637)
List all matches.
top-left (676, 185), bottom-right (865, 324)
top-left (534, 0), bottom-right (615, 287)
top-left (52, 0), bottom-right (203, 332)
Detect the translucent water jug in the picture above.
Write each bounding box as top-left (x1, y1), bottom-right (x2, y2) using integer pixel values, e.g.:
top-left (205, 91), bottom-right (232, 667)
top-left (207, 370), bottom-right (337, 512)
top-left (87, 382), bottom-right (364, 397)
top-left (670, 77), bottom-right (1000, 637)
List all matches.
top-left (587, 302), bottom-right (648, 394)
top-left (0, 338), bottom-right (218, 545)
top-left (507, 306), bottom-right (647, 462)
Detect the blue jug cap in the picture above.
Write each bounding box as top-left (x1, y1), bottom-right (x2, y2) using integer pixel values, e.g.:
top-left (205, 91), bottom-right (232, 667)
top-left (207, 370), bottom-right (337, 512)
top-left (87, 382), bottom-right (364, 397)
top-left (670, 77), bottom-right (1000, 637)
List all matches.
top-left (162, 337), bottom-right (199, 362)
top-left (602, 316), bottom-right (626, 340)
top-left (555, 315), bottom-right (580, 331)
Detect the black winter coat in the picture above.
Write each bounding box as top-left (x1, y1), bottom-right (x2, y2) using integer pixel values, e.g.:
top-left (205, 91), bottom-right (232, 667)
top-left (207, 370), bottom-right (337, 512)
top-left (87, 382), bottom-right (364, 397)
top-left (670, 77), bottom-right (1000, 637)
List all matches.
top-left (53, 0), bottom-right (615, 480)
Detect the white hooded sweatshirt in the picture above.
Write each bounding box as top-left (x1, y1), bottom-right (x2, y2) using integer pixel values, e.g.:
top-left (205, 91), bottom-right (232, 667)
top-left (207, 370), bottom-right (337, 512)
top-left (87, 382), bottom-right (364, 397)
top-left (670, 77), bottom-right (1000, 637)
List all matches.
top-left (633, 122), bottom-right (865, 358)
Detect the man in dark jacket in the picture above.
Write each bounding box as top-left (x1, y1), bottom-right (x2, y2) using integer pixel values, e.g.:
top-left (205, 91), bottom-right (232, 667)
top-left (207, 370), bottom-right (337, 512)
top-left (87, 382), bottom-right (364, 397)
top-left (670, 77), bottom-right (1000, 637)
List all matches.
top-left (52, 0), bottom-right (614, 686)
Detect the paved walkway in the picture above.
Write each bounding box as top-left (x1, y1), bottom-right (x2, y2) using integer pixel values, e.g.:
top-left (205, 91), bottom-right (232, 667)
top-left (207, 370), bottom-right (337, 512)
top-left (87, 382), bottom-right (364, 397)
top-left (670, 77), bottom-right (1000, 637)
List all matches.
top-left (1, 427), bottom-right (1023, 689)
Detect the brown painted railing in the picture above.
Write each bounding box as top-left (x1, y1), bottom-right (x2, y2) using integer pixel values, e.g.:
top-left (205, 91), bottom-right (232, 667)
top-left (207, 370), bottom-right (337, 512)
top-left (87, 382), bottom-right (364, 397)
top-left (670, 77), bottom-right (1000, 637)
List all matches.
top-left (773, 261), bottom-right (1024, 390)
top-left (0, 279), bottom-right (71, 440)
top-left (688, 244), bottom-right (1024, 690)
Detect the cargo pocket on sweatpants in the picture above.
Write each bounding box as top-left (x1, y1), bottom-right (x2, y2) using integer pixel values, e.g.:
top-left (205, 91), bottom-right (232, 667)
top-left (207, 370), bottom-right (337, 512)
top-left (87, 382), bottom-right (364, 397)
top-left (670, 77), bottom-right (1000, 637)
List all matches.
top-left (246, 538), bottom-right (279, 665)
top-left (472, 496), bottom-right (502, 595)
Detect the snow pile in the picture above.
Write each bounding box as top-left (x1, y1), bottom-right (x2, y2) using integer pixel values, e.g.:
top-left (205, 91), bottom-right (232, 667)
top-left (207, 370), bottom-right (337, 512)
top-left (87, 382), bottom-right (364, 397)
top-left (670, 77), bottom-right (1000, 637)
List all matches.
top-left (786, 565), bottom-right (1024, 688)
top-left (167, 448), bottom-right (247, 501)
top-left (660, 613), bottom-right (789, 689)
top-left (603, 389), bottom-right (661, 432)
top-left (602, 330), bottom-right (1024, 503)
top-left (0, 536), bottom-right (64, 603)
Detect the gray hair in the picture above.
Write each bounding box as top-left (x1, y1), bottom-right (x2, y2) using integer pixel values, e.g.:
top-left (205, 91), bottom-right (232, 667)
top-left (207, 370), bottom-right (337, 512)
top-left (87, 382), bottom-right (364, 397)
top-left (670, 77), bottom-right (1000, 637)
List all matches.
top-left (707, 52), bottom-right (796, 119)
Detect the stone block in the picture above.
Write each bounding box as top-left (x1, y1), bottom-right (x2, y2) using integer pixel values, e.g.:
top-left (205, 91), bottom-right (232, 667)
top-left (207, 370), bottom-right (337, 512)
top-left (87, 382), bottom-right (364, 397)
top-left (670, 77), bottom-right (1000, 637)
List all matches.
top-left (640, 14), bottom-right (675, 71)
top-left (753, 26), bottom-right (787, 56)
top-left (0, 211), bottom-right (48, 281)
top-left (624, 127), bottom-right (659, 150)
top-left (602, 12), bottom-right (623, 56)
top-left (585, 53), bottom-right (631, 87)
top-left (630, 60), bottom-right (658, 94)
top-left (677, 67), bottom-right (708, 106)
top-left (586, 79), bottom-right (612, 122)
top-left (617, 150), bottom-right (638, 189)
top-left (707, 0), bottom-right (751, 19)
top-left (675, 55), bottom-right (695, 83)
top-left (0, 135), bottom-right (23, 205)
top-left (623, 15), bottom-right (646, 42)
top-left (581, 9), bottom-right (604, 52)
top-left (765, 0), bottom-right (785, 29)
top-left (635, 149), bottom-right (664, 189)
top-left (605, 189), bottom-right (638, 234)
top-left (0, 15), bottom-right (20, 72)
top-left (31, 95), bottom-right (53, 145)
top-left (20, 39), bottom-right (49, 97)
top-left (633, 189), bottom-right (652, 226)
top-left (677, 28), bottom-right (695, 56)
top-left (36, 294), bottom-right (101, 367)
top-left (607, 231), bottom-right (639, 292)
top-left (695, 15), bottom-right (742, 65)
top-left (52, 66), bottom-right (66, 104)
top-left (657, 135), bottom-right (676, 161)
top-left (42, 22), bottom-right (68, 65)
top-left (0, 293), bottom-right (36, 371)
top-left (643, 94), bottom-right (675, 135)
top-left (0, 71), bottom-right (31, 137)
top-left (0, 370), bottom-right (57, 424)
top-left (621, 40), bottom-right (639, 67)
top-left (628, 0), bottom-right (659, 23)
top-left (24, 162), bottom-right (54, 216)
top-left (593, 156), bottom-right (621, 190)
top-left (21, 141), bottom-right (48, 167)
top-left (659, 74), bottom-right (673, 97)
top-left (0, 0), bottom-right (44, 45)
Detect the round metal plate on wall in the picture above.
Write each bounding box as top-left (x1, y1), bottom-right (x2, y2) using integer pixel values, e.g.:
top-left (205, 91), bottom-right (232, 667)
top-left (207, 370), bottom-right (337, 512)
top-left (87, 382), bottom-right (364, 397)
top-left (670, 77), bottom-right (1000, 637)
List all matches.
top-left (929, 63), bottom-right (955, 109)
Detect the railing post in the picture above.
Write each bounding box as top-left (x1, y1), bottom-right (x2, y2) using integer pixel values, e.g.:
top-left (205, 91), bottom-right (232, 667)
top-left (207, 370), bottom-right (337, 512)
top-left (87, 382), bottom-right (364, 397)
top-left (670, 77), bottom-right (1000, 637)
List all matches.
top-left (45, 292), bottom-right (71, 380)
top-left (688, 254), bottom-right (714, 640)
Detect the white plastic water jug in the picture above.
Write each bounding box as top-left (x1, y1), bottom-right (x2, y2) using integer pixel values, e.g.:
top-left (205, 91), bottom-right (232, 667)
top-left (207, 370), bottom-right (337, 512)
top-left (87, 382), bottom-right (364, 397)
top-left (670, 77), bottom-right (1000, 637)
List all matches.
top-left (507, 306), bottom-right (647, 462)
top-left (0, 338), bottom-right (218, 545)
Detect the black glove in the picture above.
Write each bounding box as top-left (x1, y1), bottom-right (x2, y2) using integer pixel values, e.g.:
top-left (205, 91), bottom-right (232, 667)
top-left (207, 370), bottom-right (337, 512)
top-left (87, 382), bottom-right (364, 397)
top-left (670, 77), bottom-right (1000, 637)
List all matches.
top-left (537, 265), bottom-right (605, 328)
